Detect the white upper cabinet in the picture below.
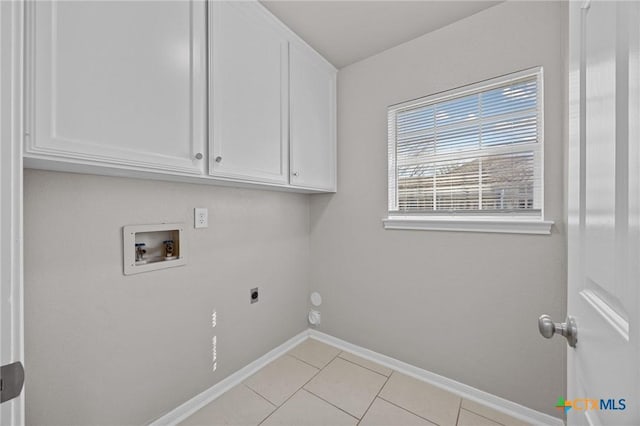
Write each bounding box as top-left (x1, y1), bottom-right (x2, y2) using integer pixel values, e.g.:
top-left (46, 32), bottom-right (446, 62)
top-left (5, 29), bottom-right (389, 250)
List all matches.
top-left (209, 1), bottom-right (289, 184)
top-left (289, 43), bottom-right (337, 191)
top-left (25, 0), bottom-right (207, 175)
top-left (23, 0), bottom-right (337, 192)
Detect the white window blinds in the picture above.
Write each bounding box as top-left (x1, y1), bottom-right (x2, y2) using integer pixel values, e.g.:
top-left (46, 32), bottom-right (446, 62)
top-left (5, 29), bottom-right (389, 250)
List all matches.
top-left (388, 68), bottom-right (543, 217)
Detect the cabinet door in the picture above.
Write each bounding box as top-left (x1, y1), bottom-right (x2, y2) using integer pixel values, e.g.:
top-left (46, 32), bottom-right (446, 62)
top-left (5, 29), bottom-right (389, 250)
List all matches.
top-left (25, 1), bottom-right (206, 175)
top-left (209, 2), bottom-right (289, 184)
top-left (290, 43), bottom-right (337, 191)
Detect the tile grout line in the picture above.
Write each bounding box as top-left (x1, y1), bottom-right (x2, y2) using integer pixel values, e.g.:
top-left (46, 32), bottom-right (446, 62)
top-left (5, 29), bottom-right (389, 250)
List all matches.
top-left (459, 407), bottom-right (508, 426)
top-left (242, 383), bottom-right (278, 409)
top-left (455, 397), bottom-right (463, 426)
top-left (333, 355), bottom-right (388, 380)
top-left (244, 370), bottom-right (299, 410)
top-left (338, 352), bottom-right (393, 378)
top-left (287, 352), bottom-right (333, 370)
top-left (371, 371), bottom-right (442, 425)
top-left (298, 355), bottom-right (363, 421)
top-left (376, 393), bottom-right (441, 425)
top-left (301, 387), bottom-right (361, 422)
top-left (257, 353), bottom-right (338, 425)
top-left (355, 369), bottom-right (393, 425)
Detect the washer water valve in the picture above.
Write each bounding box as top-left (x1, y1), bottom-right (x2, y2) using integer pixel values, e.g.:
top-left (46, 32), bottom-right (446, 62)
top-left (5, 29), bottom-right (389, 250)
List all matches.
top-left (163, 240), bottom-right (176, 260)
top-left (135, 243), bottom-right (147, 264)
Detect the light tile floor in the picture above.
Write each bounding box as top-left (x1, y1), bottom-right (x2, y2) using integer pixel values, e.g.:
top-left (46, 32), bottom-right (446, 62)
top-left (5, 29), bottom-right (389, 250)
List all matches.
top-left (180, 339), bottom-right (531, 426)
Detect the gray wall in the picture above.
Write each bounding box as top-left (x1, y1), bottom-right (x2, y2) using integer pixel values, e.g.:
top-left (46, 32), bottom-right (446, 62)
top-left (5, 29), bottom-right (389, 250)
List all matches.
top-left (24, 170), bottom-right (310, 425)
top-left (309, 1), bottom-right (566, 417)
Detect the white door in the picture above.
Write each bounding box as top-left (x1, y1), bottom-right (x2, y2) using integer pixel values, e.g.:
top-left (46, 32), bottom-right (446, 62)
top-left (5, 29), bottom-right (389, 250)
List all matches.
top-left (1, 0), bottom-right (25, 424)
top-left (566, 1), bottom-right (639, 425)
top-left (289, 43), bottom-right (337, 191)
top-left (209, 1), bottom-right (289, 184)
top-left (25, 0), bottom-right (207, 175)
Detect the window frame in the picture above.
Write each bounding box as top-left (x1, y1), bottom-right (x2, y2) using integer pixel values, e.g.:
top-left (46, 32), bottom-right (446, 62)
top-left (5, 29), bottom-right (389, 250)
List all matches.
top-left (384, 67), bottom-right (553, 235)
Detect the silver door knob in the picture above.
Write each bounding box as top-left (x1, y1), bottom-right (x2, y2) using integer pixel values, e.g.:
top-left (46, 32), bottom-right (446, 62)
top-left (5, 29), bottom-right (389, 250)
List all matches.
top-left (194, 152), bottom-right (203, 160)
top-left (538, 314), bottom-right (578, 348)
top-left (292, 171), bottom-right (299, 177)
top-left (215, 156), bottom-right (222, 163)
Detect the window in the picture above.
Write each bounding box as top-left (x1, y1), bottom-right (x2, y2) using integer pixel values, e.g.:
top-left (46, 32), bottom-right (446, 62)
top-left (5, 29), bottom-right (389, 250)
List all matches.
top-left (385, 67), bottom-right (552, 234)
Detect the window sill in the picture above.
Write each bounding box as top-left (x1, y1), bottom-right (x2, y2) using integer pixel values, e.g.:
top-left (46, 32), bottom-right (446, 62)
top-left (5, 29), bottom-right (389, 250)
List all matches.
top-left (382, 216), bottom-right (554, 235)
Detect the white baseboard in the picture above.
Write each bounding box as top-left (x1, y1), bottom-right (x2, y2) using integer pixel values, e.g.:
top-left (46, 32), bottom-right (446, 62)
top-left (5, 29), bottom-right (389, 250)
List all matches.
top-left (149, 328), bottom-right (564, 426)
top-left (309, 330), bottom-right (564, 426)
top-left (148, 330), bottom-right (310, 426)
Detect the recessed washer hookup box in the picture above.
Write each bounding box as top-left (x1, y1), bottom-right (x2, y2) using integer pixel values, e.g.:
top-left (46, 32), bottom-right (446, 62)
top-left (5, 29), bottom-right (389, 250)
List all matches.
top-left (123, 223), bottom-right (186, 275)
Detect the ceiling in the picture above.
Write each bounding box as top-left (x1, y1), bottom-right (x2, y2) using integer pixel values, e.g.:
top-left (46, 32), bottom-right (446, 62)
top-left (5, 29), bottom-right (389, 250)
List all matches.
top-left (261, 1), bottom-right (501, 69)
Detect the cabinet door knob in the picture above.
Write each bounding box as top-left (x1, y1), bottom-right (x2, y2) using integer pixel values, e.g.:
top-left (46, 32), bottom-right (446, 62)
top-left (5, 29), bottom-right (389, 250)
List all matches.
top-left (194, 152), bottom-right (203, 160)
top-left (292, 171), bottom-right (299, 177)
top-left (215, 156), bottom-right (222, 163)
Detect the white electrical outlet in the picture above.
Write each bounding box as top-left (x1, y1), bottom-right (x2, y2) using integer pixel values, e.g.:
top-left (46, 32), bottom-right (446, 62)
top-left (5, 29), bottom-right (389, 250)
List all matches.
top-left (194, 207), bottom-right (208, 228)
